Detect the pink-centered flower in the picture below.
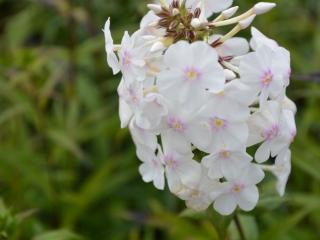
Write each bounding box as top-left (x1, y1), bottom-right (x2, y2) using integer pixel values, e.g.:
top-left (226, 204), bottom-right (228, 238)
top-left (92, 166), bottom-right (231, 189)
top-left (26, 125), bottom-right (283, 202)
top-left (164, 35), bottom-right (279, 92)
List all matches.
top-left (158, 41), bottom-right (225, 103)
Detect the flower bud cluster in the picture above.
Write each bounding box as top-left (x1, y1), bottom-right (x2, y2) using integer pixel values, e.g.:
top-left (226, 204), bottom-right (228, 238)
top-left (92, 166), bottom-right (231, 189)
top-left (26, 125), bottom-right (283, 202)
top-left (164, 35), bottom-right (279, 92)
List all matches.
top-left (104, 0), bottom-right (296, 215)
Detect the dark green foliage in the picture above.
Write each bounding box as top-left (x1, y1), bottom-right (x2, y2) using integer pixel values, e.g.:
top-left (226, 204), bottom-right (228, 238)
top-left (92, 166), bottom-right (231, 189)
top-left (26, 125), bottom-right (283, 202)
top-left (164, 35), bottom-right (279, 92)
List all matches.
top-left (0, 0), bottom-right (319, 239)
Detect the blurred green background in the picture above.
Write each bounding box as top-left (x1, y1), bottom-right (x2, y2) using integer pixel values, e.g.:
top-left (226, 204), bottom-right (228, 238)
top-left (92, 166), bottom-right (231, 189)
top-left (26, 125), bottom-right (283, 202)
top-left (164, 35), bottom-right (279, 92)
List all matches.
top-left (0, 0), bottom-right (319, 239)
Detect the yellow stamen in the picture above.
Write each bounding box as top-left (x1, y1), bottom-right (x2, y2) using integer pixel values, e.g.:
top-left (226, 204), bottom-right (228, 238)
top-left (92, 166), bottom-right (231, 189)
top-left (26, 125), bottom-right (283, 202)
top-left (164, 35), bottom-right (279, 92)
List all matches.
top-left (191, 190), bottom-right (200, 197)
top-left (217, 91), bottom-right (225, 97)
top-left (143, 86), bottom-right (158, 96)
top-left (233, 185), bottom-right (242, 193)
top-left (214, 118), bottom-right (224, 128)
top-left (186, 70), bottom-right (198, 81)
top-left (221, 150), bottom-right (231, 159)
top-left (263, 75), bottom-right (272, 86)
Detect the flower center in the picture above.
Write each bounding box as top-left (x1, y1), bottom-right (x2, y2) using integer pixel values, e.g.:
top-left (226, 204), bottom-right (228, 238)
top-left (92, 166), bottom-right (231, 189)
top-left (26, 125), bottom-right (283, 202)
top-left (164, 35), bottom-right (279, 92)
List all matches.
top-left (219, 150), bottom-right (231, 159)
top-left (184, 67), bottom-right (201, 81)
top-left (261, 69), bottom-right (273, 87)
top-left (232, 183), bottom-right (244, 193)
top-left (264, 124), bottom-right (279, 140)
top-left (191, 189), bottom-right (200, 197)
top-left (217, 91), bottom-right (225, 97)
top-left (210, 117), bottom-right (227, 130)
top-left (167, 117), bottom-right (186, 132)
top-left (164, 155), bottom-right (177, 169)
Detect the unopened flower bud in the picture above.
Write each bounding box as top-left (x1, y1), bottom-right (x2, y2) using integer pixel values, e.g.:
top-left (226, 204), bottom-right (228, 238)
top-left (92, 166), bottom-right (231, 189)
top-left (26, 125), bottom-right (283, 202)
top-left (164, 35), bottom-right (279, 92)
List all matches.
top-left (150, 41), bottom-right (165, 52)
top-left (142, 35), bottom-right (157, 41)
top-left (147, 4), bottom-right (163, 14)
top-left (283, 96), bottom-right (297, 114)
top-left (253, 2), bottom-right (277, 15)
top-left (224, 69), bottom-right (237, 81)
top-left (222, 6), bottom-right (239, 19)
top-left (172, 8), bottom-right (180, 16)
top-left (239, 14), bottom-right (256, 29)
top-left (191, 18), bottom-right (202, 29)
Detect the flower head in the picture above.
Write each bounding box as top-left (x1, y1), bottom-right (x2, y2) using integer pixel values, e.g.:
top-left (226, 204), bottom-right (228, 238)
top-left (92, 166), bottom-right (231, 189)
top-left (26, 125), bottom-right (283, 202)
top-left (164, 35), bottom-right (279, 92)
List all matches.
top-left (105, 0), bottom-right (295, 216)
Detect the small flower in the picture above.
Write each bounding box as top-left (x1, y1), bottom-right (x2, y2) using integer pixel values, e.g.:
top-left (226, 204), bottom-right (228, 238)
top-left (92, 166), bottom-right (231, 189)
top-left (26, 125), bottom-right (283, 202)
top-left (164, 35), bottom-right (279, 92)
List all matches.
top-left (138, 145), bottom-right (165, 190)
top-left (239, 45), bottom-right (290, 106)
top-left (161, 98), bottom-right (211, 153)
top-left (118, 32), bottom-right (147, 82)
top-left (198, 88), bottom-right (250, 152)
top-left (203, 147), bottom-right (252, 179)
top-left (211, 164), bottom-right (265, 215)
top-left (176, 167), bottom-right (221, 211)
top-left (158, 41), bottom-right (225, 103)
top-left (160, 134), bottom-right (202, 193)
top-left (248, 101), bottom-right (296, 163)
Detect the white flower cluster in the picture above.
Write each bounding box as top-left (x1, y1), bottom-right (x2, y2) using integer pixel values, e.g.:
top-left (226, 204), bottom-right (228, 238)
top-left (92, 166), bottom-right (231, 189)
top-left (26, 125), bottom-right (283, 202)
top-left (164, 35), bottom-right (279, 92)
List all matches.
top-left (104, 0), bottom-right (297, 215)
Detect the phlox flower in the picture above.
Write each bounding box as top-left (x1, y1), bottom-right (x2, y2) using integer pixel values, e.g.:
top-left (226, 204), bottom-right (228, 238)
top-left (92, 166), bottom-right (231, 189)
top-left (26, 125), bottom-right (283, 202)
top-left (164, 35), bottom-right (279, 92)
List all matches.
top-left (248, 101), bottom-right (296, 163)
top-left (158, 41), bottom-right (225, 103)
top-left (198, 87), bottom-right (250, 152)
top-left (250, 27), bottom-right (292, 87)
top-left (239, 45), bottom-right (290, 106)
top-left (118, 79), bottom-right (168, 130)
top-left (118, 32), bottom-right (147, 83)
top-left (160, 97), bottom-right (211, 153)
top-left (137, 145), bottom-right (165, 190)
top-left (159, 134), bottom-right (202, 193)
top-left (211, 164), bottom-right (265, 215)
top-left (176, 167), bottom-right (221, 211)
top-left (203, 146), bottom-right (252, 179)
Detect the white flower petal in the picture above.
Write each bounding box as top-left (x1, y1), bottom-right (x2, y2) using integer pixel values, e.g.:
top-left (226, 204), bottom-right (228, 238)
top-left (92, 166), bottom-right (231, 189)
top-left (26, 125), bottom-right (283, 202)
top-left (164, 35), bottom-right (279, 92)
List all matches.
top-left (214, 194), bottom-right (237, 215)
top-left (236, 186), bottom-right (259, 211)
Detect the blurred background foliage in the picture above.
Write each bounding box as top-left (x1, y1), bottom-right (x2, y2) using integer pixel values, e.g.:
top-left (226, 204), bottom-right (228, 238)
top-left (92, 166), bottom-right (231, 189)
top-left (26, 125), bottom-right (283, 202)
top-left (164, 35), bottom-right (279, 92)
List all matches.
top-left (0, 0), bottom-right (319, 239)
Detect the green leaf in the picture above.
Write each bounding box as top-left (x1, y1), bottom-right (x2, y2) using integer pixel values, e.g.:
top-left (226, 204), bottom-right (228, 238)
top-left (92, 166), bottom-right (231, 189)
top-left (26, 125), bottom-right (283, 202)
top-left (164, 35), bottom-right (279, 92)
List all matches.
top-left (33, 229), bottom-right (84, 240)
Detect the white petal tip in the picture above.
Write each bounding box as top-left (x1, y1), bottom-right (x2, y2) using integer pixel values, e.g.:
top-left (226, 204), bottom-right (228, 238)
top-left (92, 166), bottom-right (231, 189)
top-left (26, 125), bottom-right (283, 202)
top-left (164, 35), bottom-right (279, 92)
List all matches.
top-left (147, 4), bottom-right (162, 14)
top-left (150, 41), bottom-right (165, 52)
top-left (224, 69), bottom-right (237, 81)
top-left (254, 2), bottom-right (277, 15)
top-left (222, 6), bottom-right (239, 19)
top-left (239, 14), bottom-right (256, 29)
top-left (148, 21), bottom-right (159, 28)
top-left (142, 35), bottom-right (157, 41)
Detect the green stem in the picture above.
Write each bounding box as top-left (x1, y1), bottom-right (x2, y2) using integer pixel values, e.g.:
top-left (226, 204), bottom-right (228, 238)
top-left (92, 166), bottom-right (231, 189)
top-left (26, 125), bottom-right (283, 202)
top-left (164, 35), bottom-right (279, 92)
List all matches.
top-left (234, 214), bottom-right (246, 240)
